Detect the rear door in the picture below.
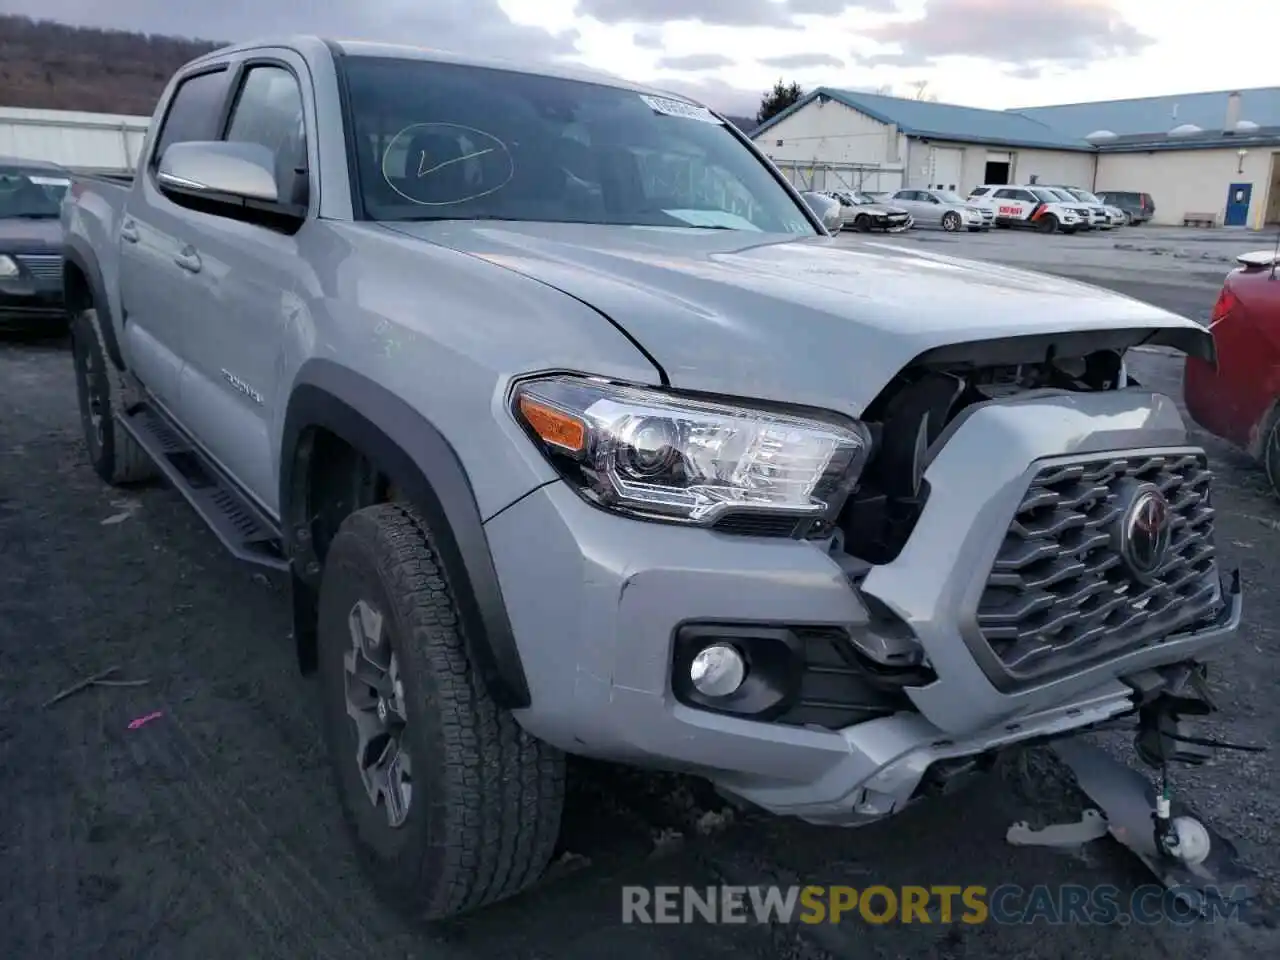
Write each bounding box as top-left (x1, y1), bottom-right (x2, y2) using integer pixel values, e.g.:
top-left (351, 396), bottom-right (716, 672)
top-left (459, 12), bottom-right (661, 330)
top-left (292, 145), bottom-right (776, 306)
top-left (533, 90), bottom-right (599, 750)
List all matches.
top-left (992, 187), bottom-right (1032, 224)
top-left (118, 65), bottom-right (233, 411)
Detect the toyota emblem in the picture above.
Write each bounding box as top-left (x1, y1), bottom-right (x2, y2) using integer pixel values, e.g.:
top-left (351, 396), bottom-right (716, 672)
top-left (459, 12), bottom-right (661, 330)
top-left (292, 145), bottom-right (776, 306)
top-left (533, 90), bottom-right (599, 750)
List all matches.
top-left (1120, 487), bottom-right (1172, 582)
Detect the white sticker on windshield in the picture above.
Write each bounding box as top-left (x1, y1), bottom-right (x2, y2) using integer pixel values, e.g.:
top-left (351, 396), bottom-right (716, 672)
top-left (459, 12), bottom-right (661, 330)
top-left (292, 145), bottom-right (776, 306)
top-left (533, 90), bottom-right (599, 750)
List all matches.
top-left (29, 176), bottom-right (70, 187)
top-left (640, 94), bottom-right (723, 124)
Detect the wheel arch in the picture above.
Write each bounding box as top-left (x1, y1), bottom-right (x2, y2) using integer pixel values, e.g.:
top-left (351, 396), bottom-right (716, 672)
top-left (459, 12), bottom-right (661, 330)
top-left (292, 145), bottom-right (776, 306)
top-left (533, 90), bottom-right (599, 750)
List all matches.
top-left (280, 359), bottom-right (531, 709)
top-left (63, 238), bottom-right (127, 370)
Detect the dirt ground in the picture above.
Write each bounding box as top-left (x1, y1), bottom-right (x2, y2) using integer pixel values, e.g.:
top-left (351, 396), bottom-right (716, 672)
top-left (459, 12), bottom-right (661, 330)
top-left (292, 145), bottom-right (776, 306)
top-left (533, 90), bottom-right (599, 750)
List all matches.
top-left (1, 250), bottom-right (1276, 958)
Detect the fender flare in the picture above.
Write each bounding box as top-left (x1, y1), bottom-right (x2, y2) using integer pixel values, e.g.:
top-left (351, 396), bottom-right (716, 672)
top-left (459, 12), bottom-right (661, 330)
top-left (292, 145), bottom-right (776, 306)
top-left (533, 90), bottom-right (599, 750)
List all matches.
top-left (280, 359), bottom-right (531, 709)
top-left (63, 237), bottom-right (127, 371)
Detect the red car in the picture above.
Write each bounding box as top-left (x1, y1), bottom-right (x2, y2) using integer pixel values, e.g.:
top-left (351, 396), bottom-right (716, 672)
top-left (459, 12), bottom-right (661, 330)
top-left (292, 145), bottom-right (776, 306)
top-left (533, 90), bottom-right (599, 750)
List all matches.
top-left (1184, 248), bottom-right (1280, 494)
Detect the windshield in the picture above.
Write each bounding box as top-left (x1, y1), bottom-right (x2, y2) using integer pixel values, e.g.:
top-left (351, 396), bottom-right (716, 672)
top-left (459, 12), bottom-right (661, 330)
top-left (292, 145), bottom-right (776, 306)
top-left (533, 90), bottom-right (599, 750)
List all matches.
top-left (343, 57), bottom-right (816, 234)
top-left (935, 191), bottom-right (966, 204)
top-left (0, 166), bottom-right (66, 219)
top-left (848, 193), bottom-right (877, 205)
top-left (1073, 189), bottom-right (1101, 203)
top-left (1030, 188), bottom-right (1066, 203)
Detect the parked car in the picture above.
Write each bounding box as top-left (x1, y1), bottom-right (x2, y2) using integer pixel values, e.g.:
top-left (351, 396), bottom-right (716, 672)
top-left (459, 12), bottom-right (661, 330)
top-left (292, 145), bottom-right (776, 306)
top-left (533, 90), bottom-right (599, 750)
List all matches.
top-left (1096, 190), bottom-right (1155, 225)
top-left (0, 155), bottom-right (71, 333)
top-left (1041, 187), bottom-right (1108, 230)
top-left (64, 36), bottom-right (1242, 921)
top-left (1051, 187), bottom-right (1126, 227)
top-left (821, 189), bottom-right (913, 232)
top-left (799, 191), bottom-right (845, 233)
top-left (888, 188), bottom-right (992, 232)
top-left (1184, 247), bottom-right (1280, 495)
top-left (967, 185), bottom-right (1086, 233)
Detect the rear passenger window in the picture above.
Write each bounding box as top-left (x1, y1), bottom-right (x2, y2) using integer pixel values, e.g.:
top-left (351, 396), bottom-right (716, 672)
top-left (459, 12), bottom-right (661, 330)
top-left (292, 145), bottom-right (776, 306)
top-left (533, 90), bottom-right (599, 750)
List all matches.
top-left (152, 69), bottom-right (230, 169)
top-left (225, 65), bottom-right (308, 205)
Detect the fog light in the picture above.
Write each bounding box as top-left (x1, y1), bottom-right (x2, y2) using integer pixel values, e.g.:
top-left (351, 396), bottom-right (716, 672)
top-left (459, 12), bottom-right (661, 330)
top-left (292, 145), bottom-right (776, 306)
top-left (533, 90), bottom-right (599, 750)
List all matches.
top-left (690, 643), bottom-right (746, 697)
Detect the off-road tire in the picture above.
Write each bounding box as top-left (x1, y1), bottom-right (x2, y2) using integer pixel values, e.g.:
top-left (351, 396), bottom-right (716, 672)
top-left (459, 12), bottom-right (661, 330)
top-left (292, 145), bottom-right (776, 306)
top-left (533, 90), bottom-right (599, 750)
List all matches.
top-left (942, 211), bottom-right (962, 232)
top-left (70, 308), bottom-right (157, 486)
top-left (317, 502), bottom-right (565, 921)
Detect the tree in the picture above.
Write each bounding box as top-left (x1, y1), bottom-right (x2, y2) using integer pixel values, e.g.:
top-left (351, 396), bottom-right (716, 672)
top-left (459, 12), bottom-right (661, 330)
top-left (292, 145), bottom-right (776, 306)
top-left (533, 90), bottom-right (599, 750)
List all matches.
top-left (757, 79), bottom-right (804, 125)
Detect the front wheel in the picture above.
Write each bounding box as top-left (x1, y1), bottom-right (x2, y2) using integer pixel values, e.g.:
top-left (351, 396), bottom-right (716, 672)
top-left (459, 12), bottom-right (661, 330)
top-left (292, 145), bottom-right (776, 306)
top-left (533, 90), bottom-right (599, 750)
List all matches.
top-left (854, 214), bottom-right (871, 232)
top-left (318, 502), bottom-right (565, 920)
top-left (1263, 409), bottom-right (1280, 501)
top-left (942, 211), bottom-right (962, 232)
top-left (1037, 215), bottom-right (1060, 234)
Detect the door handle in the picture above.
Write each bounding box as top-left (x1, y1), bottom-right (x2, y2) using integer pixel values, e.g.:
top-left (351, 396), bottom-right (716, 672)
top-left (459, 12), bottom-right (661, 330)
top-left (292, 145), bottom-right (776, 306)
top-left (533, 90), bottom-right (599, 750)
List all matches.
top-left (120, 220), bottom-right (139, 243)
top-left (173, 249), bottom-right (202, 273)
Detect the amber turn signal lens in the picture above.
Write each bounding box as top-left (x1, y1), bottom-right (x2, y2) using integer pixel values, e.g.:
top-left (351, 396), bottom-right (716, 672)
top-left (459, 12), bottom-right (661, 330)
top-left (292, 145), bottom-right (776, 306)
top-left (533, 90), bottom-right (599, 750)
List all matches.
top-left (517, 395), bottom-right (587, 453)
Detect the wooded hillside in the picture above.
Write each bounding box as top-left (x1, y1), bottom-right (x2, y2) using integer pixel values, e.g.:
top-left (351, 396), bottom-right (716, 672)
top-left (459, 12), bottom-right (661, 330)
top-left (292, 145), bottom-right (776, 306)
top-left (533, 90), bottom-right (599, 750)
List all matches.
top-left (0, 15), bottom-right (221, 115)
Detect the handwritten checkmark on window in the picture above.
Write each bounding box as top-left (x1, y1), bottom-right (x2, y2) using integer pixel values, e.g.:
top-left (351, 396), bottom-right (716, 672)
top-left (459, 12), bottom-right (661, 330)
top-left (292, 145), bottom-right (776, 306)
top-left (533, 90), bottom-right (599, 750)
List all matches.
top-left (417, 147), bottom-right (494, 177)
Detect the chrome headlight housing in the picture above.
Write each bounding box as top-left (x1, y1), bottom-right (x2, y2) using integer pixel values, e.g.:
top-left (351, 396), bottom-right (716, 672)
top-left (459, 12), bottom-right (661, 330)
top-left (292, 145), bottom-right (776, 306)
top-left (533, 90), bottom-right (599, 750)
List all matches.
top-left (511, 374), bottom-right (872, 532)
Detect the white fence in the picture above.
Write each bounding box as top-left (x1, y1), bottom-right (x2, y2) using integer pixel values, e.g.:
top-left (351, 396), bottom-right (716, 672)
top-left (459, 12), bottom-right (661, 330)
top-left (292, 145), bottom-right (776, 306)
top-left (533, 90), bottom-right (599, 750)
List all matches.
top-left (0, 106), bottom-right (149, 174)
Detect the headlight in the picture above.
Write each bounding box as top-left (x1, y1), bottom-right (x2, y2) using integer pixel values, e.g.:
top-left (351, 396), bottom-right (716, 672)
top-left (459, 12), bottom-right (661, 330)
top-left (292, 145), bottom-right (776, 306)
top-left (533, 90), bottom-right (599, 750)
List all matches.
top-left (511, 374), bottom-right (872, 530)
top-left (0, 255), bottom-right (18, 278)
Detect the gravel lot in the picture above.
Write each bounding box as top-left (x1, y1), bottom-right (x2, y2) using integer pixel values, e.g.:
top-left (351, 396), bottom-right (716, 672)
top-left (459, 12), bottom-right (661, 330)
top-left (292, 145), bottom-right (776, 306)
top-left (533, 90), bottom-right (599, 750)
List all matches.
top-left (1, 228), bottom-right (1276, 959)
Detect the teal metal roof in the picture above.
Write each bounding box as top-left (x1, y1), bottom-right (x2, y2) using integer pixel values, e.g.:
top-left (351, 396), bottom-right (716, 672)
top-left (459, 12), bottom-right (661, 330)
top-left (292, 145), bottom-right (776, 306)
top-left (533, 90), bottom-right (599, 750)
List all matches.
top-left (751, 87), bottom-right (1093, 151)
top-left (1012, 87), bottom-right (1280, 139)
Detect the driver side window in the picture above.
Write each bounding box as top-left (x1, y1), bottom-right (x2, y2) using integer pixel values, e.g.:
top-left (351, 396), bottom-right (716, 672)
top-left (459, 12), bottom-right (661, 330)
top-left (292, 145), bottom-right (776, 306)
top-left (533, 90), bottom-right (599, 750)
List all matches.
top-left (224, 64), bottom-right (309, 207)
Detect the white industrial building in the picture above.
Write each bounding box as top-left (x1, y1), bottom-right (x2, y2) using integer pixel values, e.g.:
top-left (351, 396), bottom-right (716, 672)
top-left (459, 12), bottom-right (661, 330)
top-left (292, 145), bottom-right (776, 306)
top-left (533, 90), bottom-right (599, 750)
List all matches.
top-left (0, 106), bottom-right (149, 174)
top-left (752, 86), bottom-right (1280, 229)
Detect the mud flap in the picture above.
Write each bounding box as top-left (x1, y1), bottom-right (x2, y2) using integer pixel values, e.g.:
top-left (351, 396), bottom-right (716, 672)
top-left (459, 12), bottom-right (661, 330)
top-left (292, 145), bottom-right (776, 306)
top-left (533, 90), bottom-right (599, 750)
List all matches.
top-left (1050, 737), bottom-right (1260, 919)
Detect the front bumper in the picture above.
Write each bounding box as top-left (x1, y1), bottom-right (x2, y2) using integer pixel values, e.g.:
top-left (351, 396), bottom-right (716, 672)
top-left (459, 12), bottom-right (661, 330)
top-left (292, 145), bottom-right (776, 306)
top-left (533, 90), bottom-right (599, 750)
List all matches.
top-left (487, 389), bottom-right (1241, 824)
top-left (0, 269), bottom-right (65, 329)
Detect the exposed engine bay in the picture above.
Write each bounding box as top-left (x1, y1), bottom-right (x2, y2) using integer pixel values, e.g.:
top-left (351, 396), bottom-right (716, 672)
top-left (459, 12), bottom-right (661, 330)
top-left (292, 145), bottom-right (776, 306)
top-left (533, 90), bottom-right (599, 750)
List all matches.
top-left (840, 345), bottom-right (1133, 564)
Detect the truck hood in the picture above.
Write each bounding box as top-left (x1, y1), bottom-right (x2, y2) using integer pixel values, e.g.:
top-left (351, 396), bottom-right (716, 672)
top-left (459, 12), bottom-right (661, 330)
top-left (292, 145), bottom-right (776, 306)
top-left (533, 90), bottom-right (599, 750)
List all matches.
top-left (382, 221), bottom-right (1211, 416)
top-left (0, 216), bottom-right (62, 253)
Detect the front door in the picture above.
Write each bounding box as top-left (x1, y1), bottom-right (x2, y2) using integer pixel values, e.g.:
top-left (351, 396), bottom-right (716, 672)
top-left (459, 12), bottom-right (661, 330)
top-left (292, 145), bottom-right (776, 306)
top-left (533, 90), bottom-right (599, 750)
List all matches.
top-left (173, 56), bottom-right (316, 515)
top-left (1225, 182), bottom-right (1252, 226)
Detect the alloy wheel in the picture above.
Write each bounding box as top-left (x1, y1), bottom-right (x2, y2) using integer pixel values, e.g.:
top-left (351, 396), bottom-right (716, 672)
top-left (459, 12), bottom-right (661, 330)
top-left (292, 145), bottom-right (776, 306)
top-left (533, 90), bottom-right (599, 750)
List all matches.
top-left (343, 599), bottom-right (414, 828)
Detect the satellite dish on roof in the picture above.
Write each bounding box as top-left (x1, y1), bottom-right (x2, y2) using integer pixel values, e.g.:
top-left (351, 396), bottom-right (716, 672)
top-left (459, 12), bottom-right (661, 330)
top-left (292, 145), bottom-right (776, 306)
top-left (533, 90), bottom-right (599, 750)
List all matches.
top-left (1168, 123), bottom-right (1202, 137)
top-left (1235, 119), bottom-right (1260, 133)
top-left (1085, 129), bottom-right (1117, 142)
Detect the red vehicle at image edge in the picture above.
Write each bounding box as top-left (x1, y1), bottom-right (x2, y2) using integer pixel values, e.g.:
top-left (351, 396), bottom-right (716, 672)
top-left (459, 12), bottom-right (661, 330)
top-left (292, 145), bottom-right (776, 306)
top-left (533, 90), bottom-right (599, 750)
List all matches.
top-left (1184, 247), bottom-right (1280, 495)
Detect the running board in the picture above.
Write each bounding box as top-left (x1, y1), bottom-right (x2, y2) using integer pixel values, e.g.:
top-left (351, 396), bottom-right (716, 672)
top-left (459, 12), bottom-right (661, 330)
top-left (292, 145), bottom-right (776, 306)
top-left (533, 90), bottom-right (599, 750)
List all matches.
top-left (116, 404), bottom-right (289, 572)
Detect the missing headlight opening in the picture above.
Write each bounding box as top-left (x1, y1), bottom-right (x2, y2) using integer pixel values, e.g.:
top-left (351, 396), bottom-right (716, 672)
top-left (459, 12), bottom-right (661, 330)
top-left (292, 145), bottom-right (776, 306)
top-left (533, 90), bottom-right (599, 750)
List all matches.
top-left (841, 344), bottom-right (1130, 565)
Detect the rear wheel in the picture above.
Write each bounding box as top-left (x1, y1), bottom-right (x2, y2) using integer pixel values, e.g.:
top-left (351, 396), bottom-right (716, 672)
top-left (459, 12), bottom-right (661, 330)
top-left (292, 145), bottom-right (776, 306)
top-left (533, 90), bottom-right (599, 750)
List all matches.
top-left (318, 502), bottom-right (565, 920)
top-left (941, 211), bottom-right (962, 232)
top-left (70, 308), bottom-right (157, 486)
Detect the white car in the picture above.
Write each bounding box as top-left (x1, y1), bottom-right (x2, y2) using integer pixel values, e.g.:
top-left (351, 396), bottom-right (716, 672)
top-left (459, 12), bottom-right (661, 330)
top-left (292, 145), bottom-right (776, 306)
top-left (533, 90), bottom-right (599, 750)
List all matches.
top-left (967, 185), bottom-right (1087, 234)
top-left (887, 188), bottom-right (993, 232)
top-left (1042, 187), bottom-right (1111, 230)
top-left (1055, 187), bottom-right (1127, 227)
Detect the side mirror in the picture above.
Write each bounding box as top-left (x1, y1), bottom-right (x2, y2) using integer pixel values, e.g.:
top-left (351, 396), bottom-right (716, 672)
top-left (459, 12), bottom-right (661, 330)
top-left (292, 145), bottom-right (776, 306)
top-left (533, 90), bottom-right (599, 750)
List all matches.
top-left (158, 140), bottom-right (280, 204)
top-left (799, 191), bottom-right (843, 233)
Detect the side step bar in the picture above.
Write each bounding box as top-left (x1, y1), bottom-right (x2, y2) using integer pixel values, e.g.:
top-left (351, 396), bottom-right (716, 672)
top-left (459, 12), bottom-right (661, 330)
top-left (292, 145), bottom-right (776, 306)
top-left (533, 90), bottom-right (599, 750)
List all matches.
top-left (116, 404), bottom-right (289, 572)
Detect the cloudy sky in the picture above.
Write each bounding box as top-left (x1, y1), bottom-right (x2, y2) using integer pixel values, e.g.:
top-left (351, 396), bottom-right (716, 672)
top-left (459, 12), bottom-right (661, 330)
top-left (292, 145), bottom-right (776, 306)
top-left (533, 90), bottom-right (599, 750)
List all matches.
top-left (5, 0), bottom-right (1273, 117)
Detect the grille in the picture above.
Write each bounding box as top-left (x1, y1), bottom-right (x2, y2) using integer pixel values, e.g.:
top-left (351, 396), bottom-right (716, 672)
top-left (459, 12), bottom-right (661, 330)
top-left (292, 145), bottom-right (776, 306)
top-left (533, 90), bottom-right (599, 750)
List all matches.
top-left (976, 451), bottom-right (1220, 682)
top-left (15, 254), bottom-right (62, 281)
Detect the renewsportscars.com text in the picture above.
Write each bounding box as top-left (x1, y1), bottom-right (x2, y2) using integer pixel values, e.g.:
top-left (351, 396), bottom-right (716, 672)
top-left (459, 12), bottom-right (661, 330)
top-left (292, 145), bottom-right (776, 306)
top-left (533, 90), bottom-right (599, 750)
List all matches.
top-left (622, 884), bottom-right (1251, 926)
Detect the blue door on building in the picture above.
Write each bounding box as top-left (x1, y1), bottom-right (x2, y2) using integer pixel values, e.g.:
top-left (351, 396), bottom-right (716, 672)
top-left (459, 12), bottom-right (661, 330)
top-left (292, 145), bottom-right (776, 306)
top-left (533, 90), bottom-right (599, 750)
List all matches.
top-left (1225, 182), bottom-right (1252, 226)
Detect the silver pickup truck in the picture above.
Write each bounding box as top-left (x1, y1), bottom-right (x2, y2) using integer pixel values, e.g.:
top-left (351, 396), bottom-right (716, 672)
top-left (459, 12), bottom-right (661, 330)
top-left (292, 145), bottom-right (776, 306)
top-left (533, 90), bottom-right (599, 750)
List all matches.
top-left (63, 36), bottom-right (1242, 920)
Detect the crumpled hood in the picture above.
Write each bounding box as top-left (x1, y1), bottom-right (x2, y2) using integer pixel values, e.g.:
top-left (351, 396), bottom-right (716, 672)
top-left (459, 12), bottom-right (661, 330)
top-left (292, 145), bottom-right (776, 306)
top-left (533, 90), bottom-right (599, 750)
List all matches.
top-left (854, 203), bottom-right (907, 216)
top-left (0, 217), bottom-right (62, 253)
top-left (382, 220), bottom-right (1209, 416)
